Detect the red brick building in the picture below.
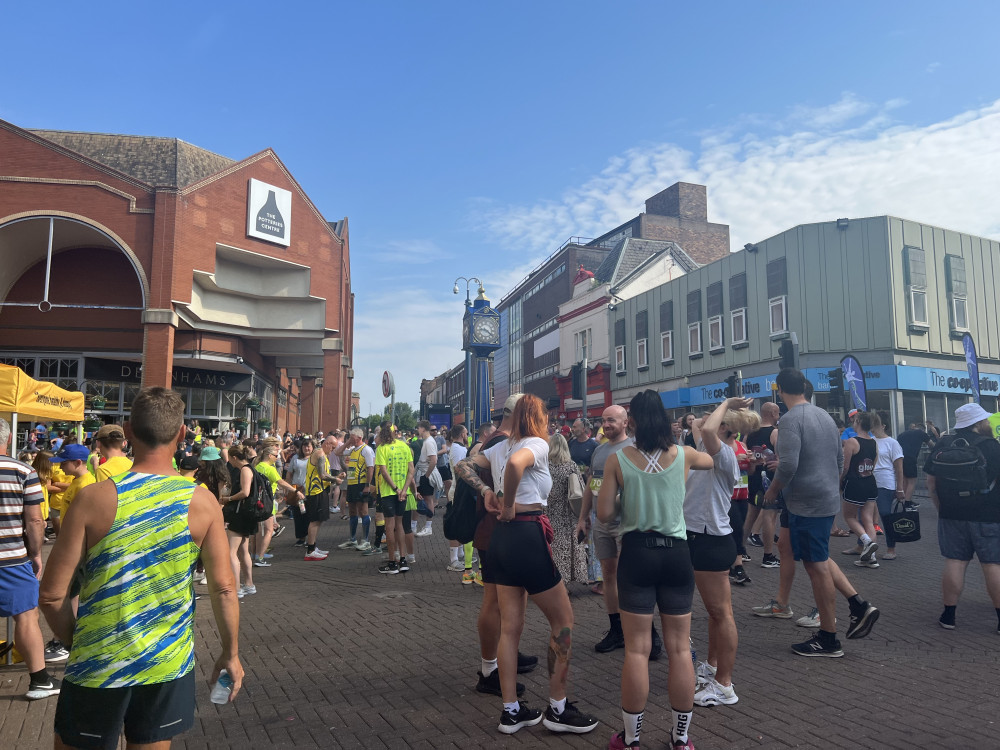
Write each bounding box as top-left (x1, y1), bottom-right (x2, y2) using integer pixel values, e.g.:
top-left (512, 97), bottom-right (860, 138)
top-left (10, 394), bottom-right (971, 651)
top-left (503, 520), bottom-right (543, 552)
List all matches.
top-left (0, 120), bottom-right (354, 435)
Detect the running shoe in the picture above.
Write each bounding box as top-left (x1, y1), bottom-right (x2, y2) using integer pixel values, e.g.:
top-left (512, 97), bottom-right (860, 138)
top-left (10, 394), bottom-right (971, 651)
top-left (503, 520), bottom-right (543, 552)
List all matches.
top-left (294, 539), bottom-right (305, 547)
top-left (473, 571), bottom-right (484, 586)
top-left (361, 545), bottom-right (383, 556)
top-left (595, 628), bottom-right (625, 653)
top-left (695, 660), bottom-right (716, 687)
top-left (262, 552), bottom-right (274, 559)
top-left (398, 558), bottom-right (410, 572)
top-left (25, 677), bottom-right (61, 700)
top-left (904, 501), bottom-right (919, 511)
top-left (378, 561), bottom-right (399, 575)
top-left (475, 669), bottom-right (524, 697)
top-left (330, 505), bottom-right (340, 513)
top-left (938, 608), bottom-right (956, 630)
top-left (446, 560), bottom-right (466, 572)
top-left (517, 652), bottom-right (539, 674)
top-left (796, 608), bottom-right (821, 628)
top-left (747, 533), bottom-right (764, 547)
top-left (729, 567), bottom-right (750, 585)
top-left (304, 549), bottom-right (327, 561)
top-left (498, 703), bottom-right (543, 734)
top-left (314, 546), bottom-right (329, 556)
top-left (253, 558), bottom-right (271, 567)
top-left (845, 602), bottom-right (880, 639)
top-left (860, 540), bottom-right (879, 562)
top-left (542, 702), bottom-right (599, 734)
top-left (693, 677), bottom-right (739, 706)
top-left (462, 570), bottom-right (477, 584)
top-left (44, 639), bottom-right (69, 663)
top-left (240, 584), bottom-right (257, 596)
top-left (192, 570), bottom-right (207, 584)
top-left (415, 526), bottom-right (433, 537)
top-left (752, 600), bottom-right (793, 618)
top-left (875, 525), bottom-right (884, 536)
top-left (337, 539), bottom-right (358, 549)
top-left (854, 559), bottom-right (879, 568)
top-left (273, 524), bottom-right (285, 538)
top-left (355, 541), bottom-right (372, 552)
top-left (760, 553), bottom-right (780, 568)
top-left (671, 738), bottom-right (695, 749)
top-left (608, 730), bottom-right (640, 749)
top-left (791, 634), bottom-right (843, 657)
top-left (741, 552), bottom-right (752, 562)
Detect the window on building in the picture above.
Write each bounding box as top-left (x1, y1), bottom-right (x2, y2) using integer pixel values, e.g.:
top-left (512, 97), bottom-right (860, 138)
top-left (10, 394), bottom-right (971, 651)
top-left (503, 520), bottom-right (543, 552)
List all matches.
top-left (661, 330), bottom-right (673, 362)
top-left (709, 316), bottom-right (723, 350)
top-left (614, 318), bottom-right (626, 374)
top-left (635, 309), bottom-right (648, 369)
top-left (946, 255), bottom-right (968, 331)
top-left (637, 337), bottom-right (648, 368)
top-left (730, 274), bottom-right (748, 343)
top-left (574, 328), bottom-right (592, 362)
top-left (688, 322), bottom-right (703, 356)
top-left (659, 300), bottom-right (674, 362)
top-left (904, 246), bottom-right (929, 327)
top-left (687, 289), bottom-right (701, 323)
top-left (767, 259), bottom-right (788, 336)
top-left (706, 282), bottom-right (723, 350)
top-left (615, 345), bottom-right (626, 373)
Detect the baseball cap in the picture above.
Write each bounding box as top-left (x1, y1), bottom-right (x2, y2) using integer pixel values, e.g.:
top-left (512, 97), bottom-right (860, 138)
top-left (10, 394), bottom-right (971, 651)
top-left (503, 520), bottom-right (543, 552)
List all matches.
top-left (51, 444), bottom-right (90, 463)
top-left (178, 455), bottom-right (201, 471)
top-left (95, 424), bottom-right (125, 441)
top-left (953, 403), bottom-right (992, 430)
top-left (199, 446), bottom-right (222, 461)
top-left (503, 393), bottom-right (524, 415)
top-left (847, 409), bottom-right (859, 419)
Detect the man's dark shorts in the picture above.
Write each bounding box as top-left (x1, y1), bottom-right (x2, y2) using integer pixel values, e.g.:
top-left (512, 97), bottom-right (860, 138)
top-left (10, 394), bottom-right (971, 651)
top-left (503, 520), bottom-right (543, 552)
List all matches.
top-left (55, 670), bottom-right (195, 750)
top-left (902, 457), bottom-right (919, 479)
top-left (438, 464), bottom-right (452, 482)
top-left (0, 561), bottom-right (38, 617)
top-left (378, 495), bottom-right (405, 518)
top-left (417, 475), bottom-right (434, 497)
top-left (938, 519), bottom-right (1000, 563)
top-left (788, 513), bottom-right (834, 562)
top-left (305, 490), bottom-right (330, 523)
top-left (346, 484), bottom-right (368, 506)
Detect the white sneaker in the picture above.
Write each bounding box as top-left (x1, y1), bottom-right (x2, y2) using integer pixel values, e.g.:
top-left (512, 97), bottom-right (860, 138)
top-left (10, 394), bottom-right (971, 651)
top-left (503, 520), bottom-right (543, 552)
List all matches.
top-left (416, 527), bottom-right (432, 537)
top-left (796, 608), bottom-right (821, 628)
top-left (193, 571), bottom-right (207, 585)
top-left (337, 539), bottom-right (358, 549)
top-left (314, 547), bottom-right (330, 556)
top-left (695, 660), bottom-right (717, 687)
top-left (854, 559), bottom-right (880, 568)
top-left (240, 584), bottom-right (257, 596)
top-left (304, 549), bottom-right (327, 561)
top-left (860, 540), bottom-right (879, 562)
top-left (355, 541), bottom-right (372, 552)
top-left (446, 560), bottom-right (465, 572)
top-left (330, 505), bottom-right (341, 513)
top-left (694, 677), bottom-right (739, 706)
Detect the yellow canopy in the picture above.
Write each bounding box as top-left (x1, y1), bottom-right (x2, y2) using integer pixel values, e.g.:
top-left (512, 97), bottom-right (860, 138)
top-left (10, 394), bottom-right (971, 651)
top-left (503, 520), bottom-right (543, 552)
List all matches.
top-left (0, 363), bottom-right (85, 422)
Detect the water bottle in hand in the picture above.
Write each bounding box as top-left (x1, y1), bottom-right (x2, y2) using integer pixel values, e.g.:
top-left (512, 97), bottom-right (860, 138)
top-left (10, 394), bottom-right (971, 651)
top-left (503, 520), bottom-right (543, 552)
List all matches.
top-left (210, 669), bottom-right (233, 704)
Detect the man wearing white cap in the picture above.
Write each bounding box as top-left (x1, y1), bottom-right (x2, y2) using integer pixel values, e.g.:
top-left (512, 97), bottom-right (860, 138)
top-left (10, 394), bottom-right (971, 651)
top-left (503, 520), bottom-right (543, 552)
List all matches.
top-left (924, 402), bottom-right (1000, 632)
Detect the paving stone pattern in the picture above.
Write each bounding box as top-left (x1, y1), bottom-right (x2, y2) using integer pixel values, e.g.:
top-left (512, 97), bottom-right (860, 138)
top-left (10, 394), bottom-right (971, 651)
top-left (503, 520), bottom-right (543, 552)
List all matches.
top-left (3, 491), bottom-right (999, 749)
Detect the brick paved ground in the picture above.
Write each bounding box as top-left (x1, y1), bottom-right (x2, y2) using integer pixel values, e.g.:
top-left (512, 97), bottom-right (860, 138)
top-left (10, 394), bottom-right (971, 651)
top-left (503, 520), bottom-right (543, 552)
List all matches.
top-left (4, 489), bottom-right (999, 749)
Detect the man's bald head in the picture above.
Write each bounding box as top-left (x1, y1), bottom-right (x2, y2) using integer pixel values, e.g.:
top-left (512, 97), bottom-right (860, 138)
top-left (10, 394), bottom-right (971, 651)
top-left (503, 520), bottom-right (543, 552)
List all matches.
top-left (761, 402), bottom-right (780, 425)
top-left (601, 405), bottom-right (629, 442)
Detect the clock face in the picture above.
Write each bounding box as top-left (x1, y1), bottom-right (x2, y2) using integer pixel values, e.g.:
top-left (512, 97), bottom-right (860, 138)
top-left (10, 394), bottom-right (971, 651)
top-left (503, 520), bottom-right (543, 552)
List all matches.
top-left (473, 316), bottom-right (499, 344)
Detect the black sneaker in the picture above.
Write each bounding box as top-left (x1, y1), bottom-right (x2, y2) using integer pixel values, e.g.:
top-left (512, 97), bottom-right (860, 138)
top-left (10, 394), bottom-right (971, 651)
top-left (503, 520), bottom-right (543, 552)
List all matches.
top-left (791, 634), bottom-right (844, 657)
top-left (761, 553), bottom-right (780, 569)
top-left (294, 539), bottom-right (305, 547)
top-left (517, 651), bottom-right (538, 674)
top-left (595, 628), bottom-right (625, 652)
top-left (846, 603), bottom-right (880, 639)
top-left (729, 567), bottom-right (750, 585)
top-left (475, 669), bottom-right (525, 697)
top-left (378, 561), bottom-right (399, 575)
top-left (748, 533), bottom-right (764, 547)
top-left (939, 608), bottom-right (956, 630)
top-left (904, 501), bottom-right (920, 511)
top-left (44, 639), bottom-right (69, 663)
top-left (398, 559), bottom-right (411, 572)
top-left (542, 702), bottom-right (599, 734)
top-left (741, 552), bottom-right (752, 562)
top-left (498, 703), bottom-right (543, 734)
top-left (650, 626), bottom-right (663, 661)
top-left (26, 677), bottom-right (61, 700)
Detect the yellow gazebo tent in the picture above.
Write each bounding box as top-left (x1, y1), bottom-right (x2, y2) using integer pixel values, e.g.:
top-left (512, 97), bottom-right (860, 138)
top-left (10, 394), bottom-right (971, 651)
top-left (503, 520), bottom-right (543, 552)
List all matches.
top-left (0, 363), bottom-right (85, 453)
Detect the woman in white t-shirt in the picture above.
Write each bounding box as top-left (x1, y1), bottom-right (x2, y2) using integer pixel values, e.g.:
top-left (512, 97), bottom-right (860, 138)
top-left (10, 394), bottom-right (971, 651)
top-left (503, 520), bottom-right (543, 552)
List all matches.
top-left (871, 412), bottom-right (904, 559)
top-left (461, 394), bottom-right (599, 735)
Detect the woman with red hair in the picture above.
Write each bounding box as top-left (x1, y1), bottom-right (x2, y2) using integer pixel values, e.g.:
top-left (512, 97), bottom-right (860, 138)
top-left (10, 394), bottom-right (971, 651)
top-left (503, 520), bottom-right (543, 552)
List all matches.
top-left (459, 394), bottom-right (599, 737)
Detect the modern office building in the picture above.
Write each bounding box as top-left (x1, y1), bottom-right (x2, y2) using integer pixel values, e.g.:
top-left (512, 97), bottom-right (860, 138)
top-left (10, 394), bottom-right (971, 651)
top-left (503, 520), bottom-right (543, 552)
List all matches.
top-left (0, 120), bottom-right (354, 435)
top-left (610, 215), bottom-right (1000, 431)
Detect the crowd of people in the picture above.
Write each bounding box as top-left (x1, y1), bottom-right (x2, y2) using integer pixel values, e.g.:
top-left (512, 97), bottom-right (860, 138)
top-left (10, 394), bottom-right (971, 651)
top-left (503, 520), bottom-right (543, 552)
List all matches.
top-left (2, 366), bottom-right (1000, 748)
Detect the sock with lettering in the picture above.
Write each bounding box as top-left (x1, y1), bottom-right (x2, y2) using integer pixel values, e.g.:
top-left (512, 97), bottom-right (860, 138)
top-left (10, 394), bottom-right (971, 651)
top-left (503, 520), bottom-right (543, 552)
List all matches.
top-left (481, 658), bottom-right (498, 677)
top-left (549, 696), bottom-right (566, 715)
top-left (623, 708), bottom-right (643, 745)
top-left (671, 707), bottom-right (693, 744)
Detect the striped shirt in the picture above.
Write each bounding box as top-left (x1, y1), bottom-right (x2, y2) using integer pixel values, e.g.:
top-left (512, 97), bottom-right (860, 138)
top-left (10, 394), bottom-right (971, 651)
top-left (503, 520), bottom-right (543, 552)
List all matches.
top-left (0, 456), bottom-right (44, 568)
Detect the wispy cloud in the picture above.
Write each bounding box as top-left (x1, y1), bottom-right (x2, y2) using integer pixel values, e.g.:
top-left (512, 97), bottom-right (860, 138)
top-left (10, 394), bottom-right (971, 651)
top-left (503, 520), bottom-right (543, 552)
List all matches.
top-left (370, 238), bottom-right (452, 265)
top-left (926, 61), bottom-right (941, 74)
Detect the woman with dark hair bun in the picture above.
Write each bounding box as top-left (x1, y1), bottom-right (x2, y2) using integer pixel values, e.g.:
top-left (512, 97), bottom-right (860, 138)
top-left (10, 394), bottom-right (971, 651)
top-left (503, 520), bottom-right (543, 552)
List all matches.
top-left (681, 413), bottom-right (697, 449)
top-left (598, 390), bottom-right (715, 750)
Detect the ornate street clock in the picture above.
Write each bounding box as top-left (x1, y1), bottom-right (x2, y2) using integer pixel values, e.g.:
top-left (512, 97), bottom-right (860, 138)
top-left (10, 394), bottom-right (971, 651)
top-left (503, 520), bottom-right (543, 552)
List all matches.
top-left (464, 301), bottom-right (501, 358)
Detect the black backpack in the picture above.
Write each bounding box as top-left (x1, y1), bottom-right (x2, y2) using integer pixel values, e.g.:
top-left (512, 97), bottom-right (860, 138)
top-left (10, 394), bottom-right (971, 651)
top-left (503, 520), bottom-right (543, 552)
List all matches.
top-left (238, 467), bottom-right (275, 523)
top-left (928, 433), bottom-right (995, 500)
top-left (444, 477), bottom-right (479, 543)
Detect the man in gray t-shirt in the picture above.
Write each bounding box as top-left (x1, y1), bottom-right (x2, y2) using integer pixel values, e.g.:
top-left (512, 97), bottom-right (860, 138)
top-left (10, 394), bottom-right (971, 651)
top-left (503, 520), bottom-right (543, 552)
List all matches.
top-left (764, 368), bottom-right (879, 657)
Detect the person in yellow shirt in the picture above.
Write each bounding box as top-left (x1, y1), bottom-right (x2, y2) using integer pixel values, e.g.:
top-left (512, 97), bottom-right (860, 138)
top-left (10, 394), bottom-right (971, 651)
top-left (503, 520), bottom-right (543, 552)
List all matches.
top-left (47, 459), bottom-right (71, 535)
top-left (94, 425), bottom-right (132, 482)
top-left (51, 445), bottom-right (97, 510)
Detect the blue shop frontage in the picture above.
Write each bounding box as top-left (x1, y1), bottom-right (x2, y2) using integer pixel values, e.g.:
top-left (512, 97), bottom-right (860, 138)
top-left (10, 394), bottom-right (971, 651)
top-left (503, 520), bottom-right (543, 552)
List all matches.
top-left (659, 364), bottom-right (1000, 433)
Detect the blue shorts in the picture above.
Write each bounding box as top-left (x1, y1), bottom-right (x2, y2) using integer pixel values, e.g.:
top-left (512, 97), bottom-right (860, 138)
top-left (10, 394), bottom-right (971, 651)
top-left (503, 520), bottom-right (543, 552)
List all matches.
top-left (938, 519), bottom-right (1000, 564)
top-left (787, 514), bottom-right (834, 563)
top-left (0, 561), bottom-right (39, 617)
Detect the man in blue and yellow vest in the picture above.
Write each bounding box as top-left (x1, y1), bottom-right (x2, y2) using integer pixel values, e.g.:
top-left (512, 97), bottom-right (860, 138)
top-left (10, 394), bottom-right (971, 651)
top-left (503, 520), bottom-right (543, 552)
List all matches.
top-left (336, 428), bottom-right (376, 551)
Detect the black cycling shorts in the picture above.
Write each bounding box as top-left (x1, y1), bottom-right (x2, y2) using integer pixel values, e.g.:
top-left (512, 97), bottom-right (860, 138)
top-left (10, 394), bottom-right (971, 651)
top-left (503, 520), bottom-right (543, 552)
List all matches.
top-left (487, 517), bottom-right (561, 595)
top-left (378, 495), bottom-right (405, 517)
top-left (617, 532), bottom-right (694, 616)
top-left (687, 531), bottom-right (737, 572)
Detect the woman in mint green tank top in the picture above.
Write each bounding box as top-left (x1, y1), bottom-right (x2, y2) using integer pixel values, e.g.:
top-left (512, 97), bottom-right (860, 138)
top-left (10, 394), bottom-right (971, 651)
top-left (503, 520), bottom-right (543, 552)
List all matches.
top-left (596, 390), bottom-right (714, 750)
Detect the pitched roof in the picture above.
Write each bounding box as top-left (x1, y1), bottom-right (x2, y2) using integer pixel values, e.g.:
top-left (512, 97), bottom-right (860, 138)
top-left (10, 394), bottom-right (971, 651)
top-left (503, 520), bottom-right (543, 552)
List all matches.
top-left (28, 129), bottom-right (235, 188)
top-left (593, 238), bottom-right (699, 287)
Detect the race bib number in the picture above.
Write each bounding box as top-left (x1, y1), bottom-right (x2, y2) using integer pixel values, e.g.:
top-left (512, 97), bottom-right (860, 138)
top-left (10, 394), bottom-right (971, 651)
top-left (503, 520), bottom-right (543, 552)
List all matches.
top-left (589, 477), bottom-right (603, 493)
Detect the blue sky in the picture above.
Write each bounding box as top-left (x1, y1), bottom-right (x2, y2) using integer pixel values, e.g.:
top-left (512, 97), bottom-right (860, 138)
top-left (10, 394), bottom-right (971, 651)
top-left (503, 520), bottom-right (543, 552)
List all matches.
top-left (5, 2), bottom-right (1000, 414)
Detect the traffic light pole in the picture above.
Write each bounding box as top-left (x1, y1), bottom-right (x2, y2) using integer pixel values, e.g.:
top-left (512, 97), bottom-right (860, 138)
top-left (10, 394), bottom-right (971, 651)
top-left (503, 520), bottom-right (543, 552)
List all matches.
top-left (581, 356), bottom-right (588, 422)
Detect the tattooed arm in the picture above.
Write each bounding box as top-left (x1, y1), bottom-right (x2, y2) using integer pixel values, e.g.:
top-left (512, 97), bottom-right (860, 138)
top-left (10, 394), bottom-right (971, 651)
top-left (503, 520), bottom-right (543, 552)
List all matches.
top-left (454, 454), bottom-right (491, 494)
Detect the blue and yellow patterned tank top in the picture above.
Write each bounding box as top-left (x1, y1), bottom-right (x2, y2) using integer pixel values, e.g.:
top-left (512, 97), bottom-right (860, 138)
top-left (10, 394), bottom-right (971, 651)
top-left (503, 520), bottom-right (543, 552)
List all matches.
top-left (305, 454), bottom-right (329, 496)
top-left (64, 472), bottom-right (199, 688)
